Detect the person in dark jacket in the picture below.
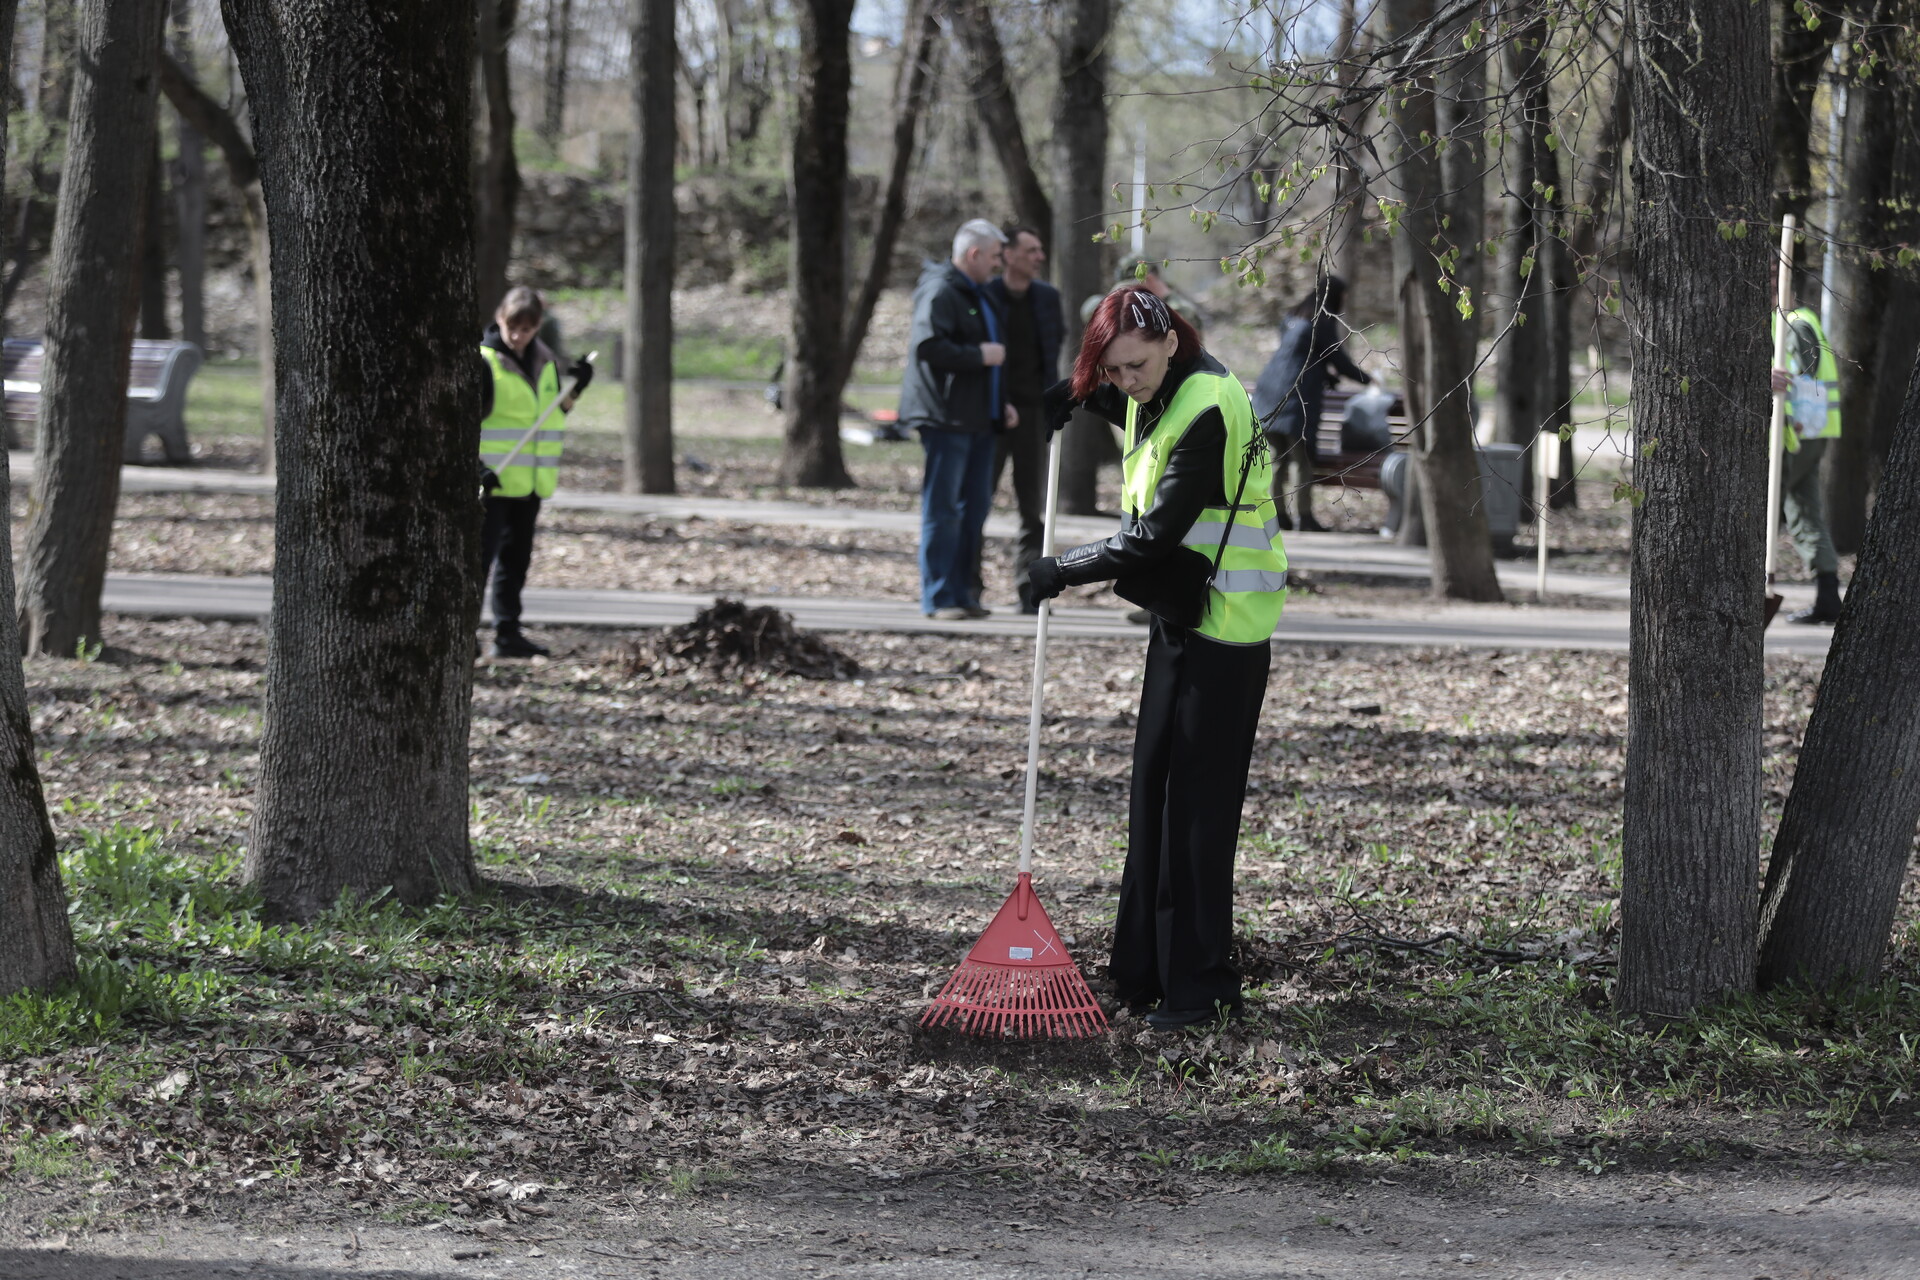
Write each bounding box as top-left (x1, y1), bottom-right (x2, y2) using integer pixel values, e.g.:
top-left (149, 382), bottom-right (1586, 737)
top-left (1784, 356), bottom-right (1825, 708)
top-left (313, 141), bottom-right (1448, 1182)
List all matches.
top-left (1249, 274), bottom-right (1370, 531)
top-left (979, 224), bottom-right (1065, 613)
top-left (900, 219), bottom-right (1018, 620)
top-left (1025, 288), bottom-right (1289, 1029)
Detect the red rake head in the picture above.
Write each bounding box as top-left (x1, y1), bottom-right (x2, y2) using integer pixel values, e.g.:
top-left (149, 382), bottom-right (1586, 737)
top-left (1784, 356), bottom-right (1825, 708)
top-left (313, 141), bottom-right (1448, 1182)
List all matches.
top-left (921, 873), bottom-right (1110, 1039)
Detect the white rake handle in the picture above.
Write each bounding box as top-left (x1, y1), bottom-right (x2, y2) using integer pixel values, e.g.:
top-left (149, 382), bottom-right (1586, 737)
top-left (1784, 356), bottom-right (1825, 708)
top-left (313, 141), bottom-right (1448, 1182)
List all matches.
top-left (493, 349), bottom-right (597, 473)
top-left (1018, 428), bottom-right (1065, 877)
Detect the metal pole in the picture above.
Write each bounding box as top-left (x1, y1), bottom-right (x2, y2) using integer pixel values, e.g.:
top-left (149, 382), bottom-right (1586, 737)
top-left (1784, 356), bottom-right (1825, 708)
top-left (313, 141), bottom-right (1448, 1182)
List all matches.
top-left (1536, 433), bottom-right (1550, 600)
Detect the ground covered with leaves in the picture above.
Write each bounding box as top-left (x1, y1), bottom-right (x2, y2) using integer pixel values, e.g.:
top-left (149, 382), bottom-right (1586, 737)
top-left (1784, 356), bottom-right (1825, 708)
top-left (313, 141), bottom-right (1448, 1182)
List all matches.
top-left (3, 615), bottom-right (1916, 1263)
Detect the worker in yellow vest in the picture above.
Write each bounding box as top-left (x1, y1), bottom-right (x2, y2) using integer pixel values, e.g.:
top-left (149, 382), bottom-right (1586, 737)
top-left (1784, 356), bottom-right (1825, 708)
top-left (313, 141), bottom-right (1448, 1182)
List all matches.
top-left (1768, 267), bottom-right (1843, 625)
top-left (479, 286), bottom-right (592, 658)
top-left (1026, 286), bottom-right (1287, 1029)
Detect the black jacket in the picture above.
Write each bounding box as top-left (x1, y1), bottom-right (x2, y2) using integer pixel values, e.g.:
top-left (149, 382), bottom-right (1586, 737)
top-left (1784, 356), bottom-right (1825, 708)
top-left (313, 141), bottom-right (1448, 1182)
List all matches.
top-left (982, 276), bottom-right (1065, 389)
top-left (1249, 313), bottom-right (1368, 444)
top-left (1053, 353), bottom-right (1234, 587)
top-left (897, 260), bottom-right (1001, 434)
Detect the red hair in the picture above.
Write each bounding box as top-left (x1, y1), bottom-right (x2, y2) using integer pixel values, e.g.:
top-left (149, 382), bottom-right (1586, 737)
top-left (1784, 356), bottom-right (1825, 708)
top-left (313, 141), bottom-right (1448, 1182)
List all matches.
top-left (1070, 285), bottom-right (1202, 399)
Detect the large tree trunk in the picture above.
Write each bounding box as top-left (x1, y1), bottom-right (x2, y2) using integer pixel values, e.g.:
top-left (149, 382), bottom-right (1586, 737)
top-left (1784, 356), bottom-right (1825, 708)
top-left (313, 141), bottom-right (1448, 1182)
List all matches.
top-left (1493, 0), bottom-right (1550, 452)
top-left (844, 0), bottom-right (940, 381)
top-left (1757, 345), bottom-right (1920, 990)
top-left (949, 0), bottom-right (1053, 237)
top-left (542, 0), bottom-right (572, 145)
top-left (474, 0), bottom-right (521, 324)
top-left (17, 0), bottom-right (165, 658)
top-left (1434, 3), bottom-right (1487, 343)
top-left (1616, 0), bottom-right (1770, 1016)
top-left (1383, 0), bottom-right (1502, 600)
top-left (625, 0), bottom-right (675, 494)
top-left (1052, 0), bottom-right (1115, 516)
top-left (224, 0), bottom-right (482, 920)
top-left (0, 0), bottom-right (75, 1000)
top-left (778, 0), bottom-right (856, 488)
top-left (1824, 64), bottom-right (1893, 555)
top-left (157, 51), bottom-right (272, 466)
top-left (140, 133), bottom-right (170, 340)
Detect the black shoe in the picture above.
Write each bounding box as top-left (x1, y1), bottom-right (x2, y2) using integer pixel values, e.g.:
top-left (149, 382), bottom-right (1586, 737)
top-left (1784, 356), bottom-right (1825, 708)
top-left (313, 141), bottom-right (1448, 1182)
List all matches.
top-left (1016, 583), bottom-right (1039, 615)
top-left (492, 630), bottom-right (550, 659)
top-left (1787, 571), bottom-right (1843, 625)
top-left (1144, 1002), bottom-right (1241, 1030)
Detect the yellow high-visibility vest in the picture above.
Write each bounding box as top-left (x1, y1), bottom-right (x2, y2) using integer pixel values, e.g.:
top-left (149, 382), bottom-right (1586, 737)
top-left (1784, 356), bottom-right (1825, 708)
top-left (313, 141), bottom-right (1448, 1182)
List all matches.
top-left (1121, 362), bottom-right (1288, 644)
top-left (1773, 306), bottom-right (1841, 451)
top-left (479, 344), bottom-right (564, 498)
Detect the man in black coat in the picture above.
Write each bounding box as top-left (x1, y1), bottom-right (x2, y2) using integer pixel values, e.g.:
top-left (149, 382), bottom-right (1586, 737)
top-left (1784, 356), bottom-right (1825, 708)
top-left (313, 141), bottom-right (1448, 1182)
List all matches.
top-left (980, 224), bottom-right (1065, 613)
top-left (899, 219), bottom-right (1017, 620)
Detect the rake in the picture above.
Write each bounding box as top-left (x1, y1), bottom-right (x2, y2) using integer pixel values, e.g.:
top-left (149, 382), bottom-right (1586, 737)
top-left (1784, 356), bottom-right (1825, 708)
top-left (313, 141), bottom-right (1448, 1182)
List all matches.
top-left (921, 429), bottom-right (1109, 1039)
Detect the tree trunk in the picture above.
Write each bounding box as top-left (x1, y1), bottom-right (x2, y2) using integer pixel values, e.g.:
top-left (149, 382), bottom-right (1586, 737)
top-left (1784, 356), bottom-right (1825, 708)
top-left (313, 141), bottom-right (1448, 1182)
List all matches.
top-left (1434, 2), bottom-right (1488, 343)
top-left (1824, 64), bottom-right (1893, 555)
top-left (172, 110), bottom-right (208, 351)
top-left (625, 0), bottom-right (675, 495)
top-left (475, 0), bottom-right (521, 324)
top-left (778, 0), bottom-right (856, 488)
top-left (0, 0), bottom-right (75, 1000)
top-left (157, 50), bottom-right (275, 470)
top-left (844, 0), bottom-right (940, 381)
top-left (1052, 0), bottom-right (1115, 516)
top-left (1616, 0), bottom-right (1770, 1016)
top-left (1770, 0), bottom-right (1841, 222)
top-left (1382, 0), bottom-right (1502, 600)
top-left (949, 0), bottom-right (1053, 237)
top-left (1493, 0), bottom-right (1549, 454)
top-left (1757, 344), bottom-right (1920, 990)
top-left (17, 0), bottom-right (165, 659)
top-left (542, 0), bottom-right (572, 145)
top-left (140, 133), bottom-right (170, 339)
top-left (224, 0), bottom-right (482, 920)
top-left (1327, 0), bottom-right (1369, 288)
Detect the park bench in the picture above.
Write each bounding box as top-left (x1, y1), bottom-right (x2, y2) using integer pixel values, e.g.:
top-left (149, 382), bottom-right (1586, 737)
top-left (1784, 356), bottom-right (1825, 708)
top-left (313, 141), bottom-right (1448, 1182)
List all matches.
top-left (1309, 385), bottom-right (1408, 491)
top-left (2, 338), bottom-right (204, 463)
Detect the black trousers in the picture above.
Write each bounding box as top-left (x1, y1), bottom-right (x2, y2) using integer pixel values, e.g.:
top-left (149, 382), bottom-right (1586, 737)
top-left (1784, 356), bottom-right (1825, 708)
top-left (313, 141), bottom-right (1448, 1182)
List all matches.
top-left (481, 494), bottom-right (541, 633)
top-left (1110, 618), bottom-right (1271, 1012)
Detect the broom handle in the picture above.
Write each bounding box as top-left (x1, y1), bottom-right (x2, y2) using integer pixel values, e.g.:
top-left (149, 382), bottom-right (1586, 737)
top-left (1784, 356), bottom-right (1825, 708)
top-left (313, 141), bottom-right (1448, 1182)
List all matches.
top-left (1019, 428), bottom-right (1065, 877)
top-left (1765, 219), bottom-right (1795, 583)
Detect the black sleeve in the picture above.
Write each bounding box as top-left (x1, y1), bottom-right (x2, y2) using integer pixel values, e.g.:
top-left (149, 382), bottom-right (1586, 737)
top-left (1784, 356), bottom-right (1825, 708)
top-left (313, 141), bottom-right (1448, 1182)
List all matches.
top-left (1081, 382), bottom-right (1131, 427)
top-left (1325, 337), bottom-right (1369, 386)
top-left (1053, 407), bottom-right (1227, 585)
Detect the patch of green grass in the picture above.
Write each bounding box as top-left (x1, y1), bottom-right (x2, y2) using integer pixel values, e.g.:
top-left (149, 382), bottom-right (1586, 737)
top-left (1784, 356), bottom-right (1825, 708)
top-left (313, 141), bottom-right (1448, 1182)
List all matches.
top-left (8, 1130), bottom-right (89, 1180)
top-left (666, 1162), bottom-right (739, 1197)
top-left (186, 360), bottom-right (268, 439)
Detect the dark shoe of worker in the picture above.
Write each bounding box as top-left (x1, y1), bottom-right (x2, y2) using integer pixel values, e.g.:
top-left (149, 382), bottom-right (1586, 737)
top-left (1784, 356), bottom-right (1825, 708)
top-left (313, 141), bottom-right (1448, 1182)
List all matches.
top-left (492, 629), bottom-right (550, 659)
top-left (928, 606), bottom-right (973, 622)
top-left (1787, 571), bottom-right (1843, 625)
top-left (1145, 1001), bottom-right (1242, 1030)
top-left (1297, 513), bottom-right (1328, 534)
top-left (963, 604), bottom-right (992, 619)
top-left (1016, 583), bottom-right (1039, 616)
top-left (1126, 608), bottom-right (1151, 626)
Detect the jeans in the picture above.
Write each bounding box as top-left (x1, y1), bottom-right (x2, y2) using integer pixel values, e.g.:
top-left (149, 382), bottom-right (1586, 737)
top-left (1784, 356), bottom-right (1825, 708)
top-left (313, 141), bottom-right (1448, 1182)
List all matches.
top-left (918, 426), bottom-right (998, 613)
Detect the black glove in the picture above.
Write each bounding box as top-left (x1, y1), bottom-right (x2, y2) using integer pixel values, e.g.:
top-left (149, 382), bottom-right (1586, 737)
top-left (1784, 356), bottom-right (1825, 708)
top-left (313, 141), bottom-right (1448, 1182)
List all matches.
top-left (1041, 379), bottom-right (1079, 438)
top-left (479, 462), bottom-right (502, 494)
top-left (1026, 556), bottom-right (1067, 603)
top-left (568, 356), bottom-right (594, 394)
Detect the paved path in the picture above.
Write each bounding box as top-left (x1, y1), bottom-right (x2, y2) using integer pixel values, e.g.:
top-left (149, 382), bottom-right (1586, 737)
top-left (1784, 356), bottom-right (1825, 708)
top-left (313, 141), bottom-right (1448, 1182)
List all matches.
top-left (100, 572), bottom-right (1834, 655)
top-left (23, 453), bottom-right (1759, 607)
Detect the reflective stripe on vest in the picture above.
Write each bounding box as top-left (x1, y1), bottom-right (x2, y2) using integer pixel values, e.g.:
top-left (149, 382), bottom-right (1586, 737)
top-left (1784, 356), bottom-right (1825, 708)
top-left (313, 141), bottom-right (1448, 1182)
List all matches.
top-left (480, 344), bottom-right (565, 497)
top-left (1122, 365), bottom-right (1288, 644)
top-left (1773, 307), bottom-right (1841, 449)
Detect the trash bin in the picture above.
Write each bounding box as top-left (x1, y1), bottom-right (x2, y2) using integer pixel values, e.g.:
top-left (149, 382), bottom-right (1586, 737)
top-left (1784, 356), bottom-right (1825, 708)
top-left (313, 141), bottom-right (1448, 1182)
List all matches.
top-left (1381, 443), bottom-right (1526, 557)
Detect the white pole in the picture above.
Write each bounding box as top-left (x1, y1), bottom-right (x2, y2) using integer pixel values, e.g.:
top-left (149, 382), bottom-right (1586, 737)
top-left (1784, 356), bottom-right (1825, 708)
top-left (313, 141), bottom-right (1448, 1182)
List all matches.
top-left (1536, 434), bottom-right (1550, 600)
top-left (1018, 431), bottom-right (1065, 880)
top-left (1765, 218), bottom-right (1796, 584)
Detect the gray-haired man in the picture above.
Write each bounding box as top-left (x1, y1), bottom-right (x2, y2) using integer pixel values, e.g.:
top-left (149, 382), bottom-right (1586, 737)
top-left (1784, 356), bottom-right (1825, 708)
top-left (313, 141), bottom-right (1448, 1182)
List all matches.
top-left (898, 219), bottom-right (1018, 619)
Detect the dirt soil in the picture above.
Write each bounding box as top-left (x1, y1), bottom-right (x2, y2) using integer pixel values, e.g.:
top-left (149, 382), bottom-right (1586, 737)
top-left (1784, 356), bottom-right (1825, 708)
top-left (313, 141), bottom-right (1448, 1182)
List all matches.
top-left (5, 1164), bottom-right (1919, 1278)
